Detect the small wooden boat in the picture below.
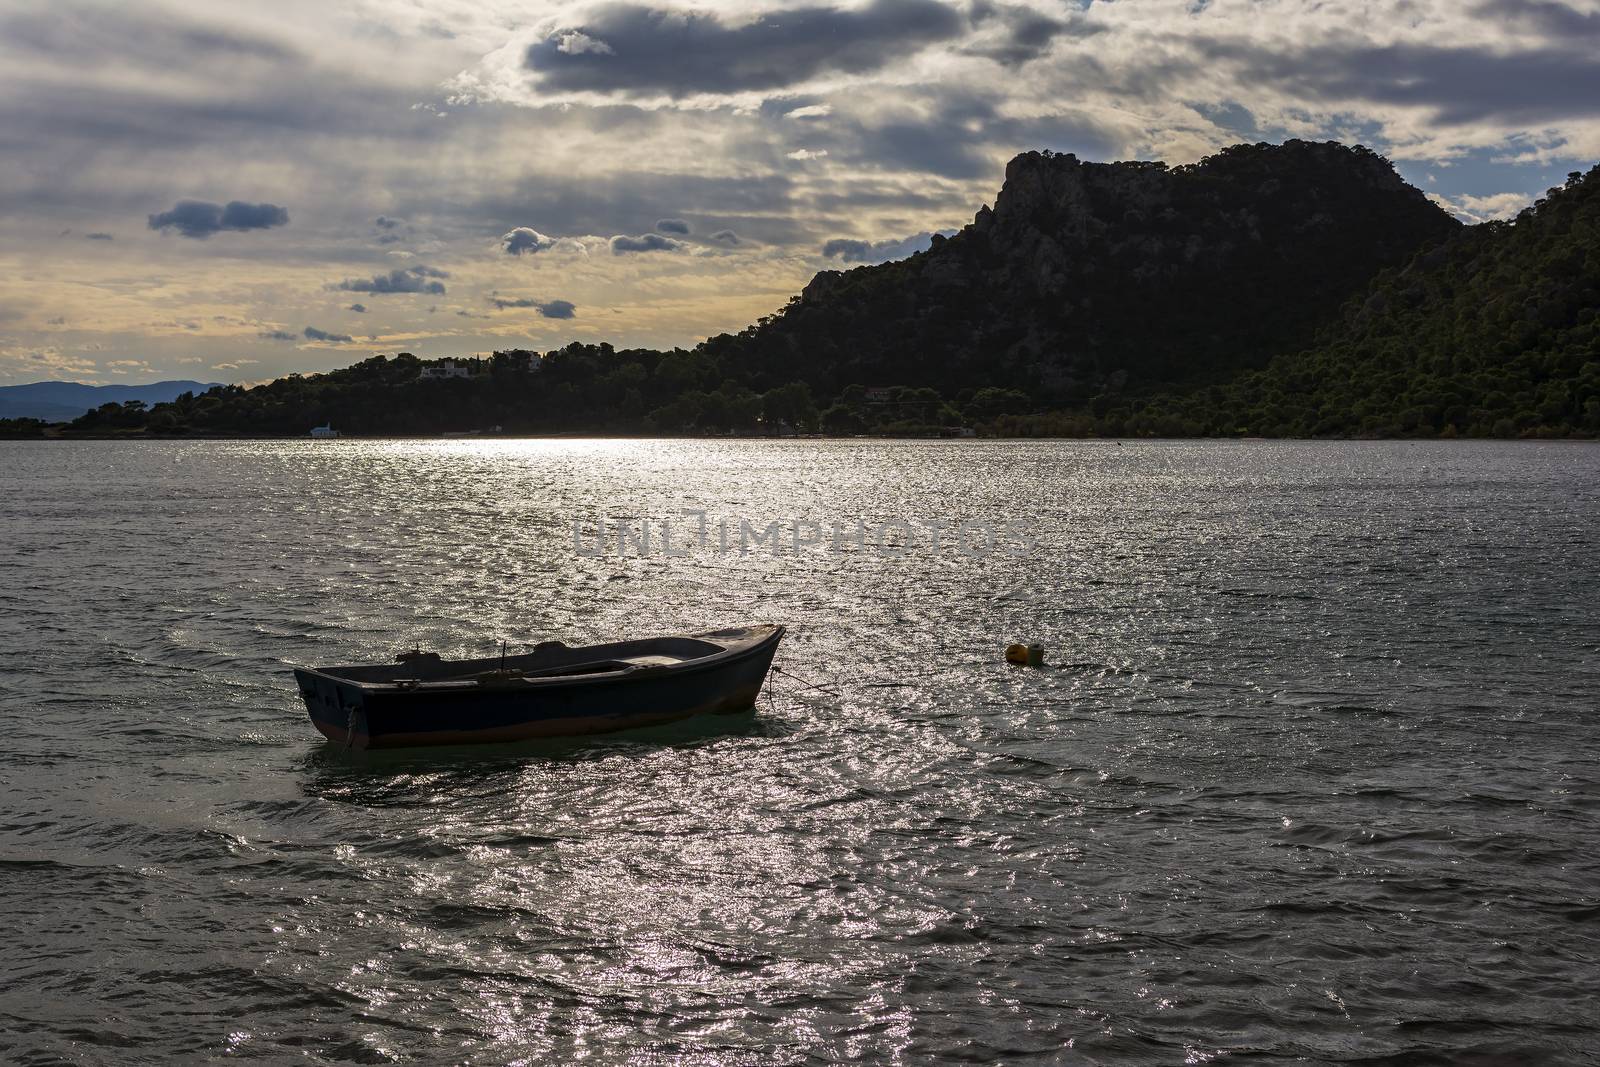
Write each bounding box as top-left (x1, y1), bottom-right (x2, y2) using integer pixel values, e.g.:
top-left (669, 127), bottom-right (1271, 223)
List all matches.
top-left (294, 624), bottom-right (784, 749)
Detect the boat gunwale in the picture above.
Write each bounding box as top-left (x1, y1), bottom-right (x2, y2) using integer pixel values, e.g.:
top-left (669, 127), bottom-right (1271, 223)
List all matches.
top-left (294, 624), bottom-right (784, 696)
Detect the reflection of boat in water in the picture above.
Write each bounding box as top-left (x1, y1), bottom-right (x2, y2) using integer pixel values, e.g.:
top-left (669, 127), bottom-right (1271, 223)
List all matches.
top-left (294, 624), bottom-right (784, 749)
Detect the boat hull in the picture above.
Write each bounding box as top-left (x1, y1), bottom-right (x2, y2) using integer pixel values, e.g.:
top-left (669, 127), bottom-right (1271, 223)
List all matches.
top-left (295, 626), bottom-right (781, 749)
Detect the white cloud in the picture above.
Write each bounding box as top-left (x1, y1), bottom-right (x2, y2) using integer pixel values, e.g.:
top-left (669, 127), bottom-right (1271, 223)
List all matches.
top-left (555, 31), bottom-right (613, 55)
top-left (1428, 190), bottom-right (1538, 223)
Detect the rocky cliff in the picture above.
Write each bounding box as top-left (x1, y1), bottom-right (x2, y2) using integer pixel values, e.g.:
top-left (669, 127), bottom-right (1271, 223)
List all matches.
top-left (711, 140), bottom-right (1461, 400)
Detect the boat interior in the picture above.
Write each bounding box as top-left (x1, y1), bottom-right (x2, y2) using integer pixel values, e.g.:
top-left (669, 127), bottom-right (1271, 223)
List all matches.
top-left (318, 635), bottom-right (730, 687)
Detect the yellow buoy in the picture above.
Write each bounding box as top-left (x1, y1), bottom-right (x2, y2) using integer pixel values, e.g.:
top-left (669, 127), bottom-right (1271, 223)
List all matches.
top-left (1006, 643), bottom-right (1045, 666)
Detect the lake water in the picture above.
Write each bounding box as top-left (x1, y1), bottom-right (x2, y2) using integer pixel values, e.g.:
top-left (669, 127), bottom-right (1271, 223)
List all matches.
top-left (1, 439), bottom-right (1597, 1064)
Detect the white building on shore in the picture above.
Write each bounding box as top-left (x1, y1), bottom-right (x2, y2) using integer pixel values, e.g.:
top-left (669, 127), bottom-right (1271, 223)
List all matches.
top-left (419, 359), bottom-right (478, 380)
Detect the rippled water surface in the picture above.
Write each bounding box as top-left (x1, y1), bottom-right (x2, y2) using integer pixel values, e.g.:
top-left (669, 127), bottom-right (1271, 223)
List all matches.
top-left (2, 439), bottom-right (1598, 1065)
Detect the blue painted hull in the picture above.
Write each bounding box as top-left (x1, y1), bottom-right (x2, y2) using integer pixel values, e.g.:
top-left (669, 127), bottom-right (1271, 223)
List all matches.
top-left (294, 626), bottom-right (783, 749)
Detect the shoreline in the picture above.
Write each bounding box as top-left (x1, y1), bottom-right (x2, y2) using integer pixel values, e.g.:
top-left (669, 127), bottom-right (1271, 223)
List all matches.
top-left (5, 431), bottom-right (1597, 444)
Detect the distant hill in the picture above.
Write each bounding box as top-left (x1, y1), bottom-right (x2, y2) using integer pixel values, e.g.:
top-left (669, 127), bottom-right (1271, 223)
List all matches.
top-left (1186, 164), bottom-right (1600, 436)
top-left (0, 380), bottom-right (220, 422)
top-left (9, 141), bottom-right (1597, 439)
top-left (701, 139), bottom-right (1464, 401)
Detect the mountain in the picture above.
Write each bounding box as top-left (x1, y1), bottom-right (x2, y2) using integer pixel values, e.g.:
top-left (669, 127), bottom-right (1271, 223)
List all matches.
top-left (702, 140), bottom-right (1463, 402)
top-left (10, 141), bottom-right (1597, 439)
top-left (0, 380), bottom-right (220, 422)
top-left (1183, 165), bottom-right (1600, 437)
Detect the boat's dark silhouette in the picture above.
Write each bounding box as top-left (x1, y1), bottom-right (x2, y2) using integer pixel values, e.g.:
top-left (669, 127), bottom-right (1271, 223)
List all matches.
top-left (294, 625), bottom-right (784, 749)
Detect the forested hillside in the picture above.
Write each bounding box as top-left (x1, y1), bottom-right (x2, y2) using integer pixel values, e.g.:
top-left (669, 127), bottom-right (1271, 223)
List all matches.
top-left (4, 143), bottom-right (1595, 440)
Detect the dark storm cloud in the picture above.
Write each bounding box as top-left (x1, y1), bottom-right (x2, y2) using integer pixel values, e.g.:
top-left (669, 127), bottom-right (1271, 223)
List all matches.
top-left (1474, 0), bottom-right (1600, 38)
top-left (788, 92), bottom-right (1121, 181)
top-left (258, 329), bottom-right (297, 341)
top-left (491, 297), bottom-right (577, 318)
top-left (85, 232), bottom-right (114, 240)
top-left (707, 229), bottom-right (741, 245)
top-left (1198, 38), bottom-right (1600, 125)
top-left (336, 266), bottom-right (449, 294)
top-left (502, 227), bottom-right (557, 255)
top-left (374, 216), bottom-right (410, 244)
top-left (964, 1), bottom-right (1099, 66)
top-left (610, 233), bottom-right (684, 253)
top-left (655, 217), bottom-right (690, 234)
top-left (148, 199), bottom-right (289, 238)
top-left (524, 0), bottom-right (966, 97)
top-left (821, 230), bottom-right (957, 263)
top-left (303, 326), bottom-right (353, 342)
top-left (2, 6), bottom-right (295, 67)
top-left (0, 4), bottom-right (447, 223)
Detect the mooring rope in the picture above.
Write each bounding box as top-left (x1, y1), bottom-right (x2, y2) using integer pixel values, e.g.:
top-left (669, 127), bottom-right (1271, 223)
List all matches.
top-left (771, 665), bottom-right (843, 698)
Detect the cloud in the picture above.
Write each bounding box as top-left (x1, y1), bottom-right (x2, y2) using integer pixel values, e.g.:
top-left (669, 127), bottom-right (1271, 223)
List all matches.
top-left (655, 217), bottom-right (690, 234)
top-left (303, 326), bottom-right (354, 343)
top-left (347, 303), bottom-right (367, 313)
top-left (1197, 38), bottom-right (1600, 127)
top-left (85, 232), bottom-right (114, 241)
top-left (522, 0), bottom-right (966, 98)
top-left (451, 170), bottom-right (801, 248)
top-left (148, 199), bottom-right (288, 238)
top-left (1474, 0), bottom-right (1600, 39)
top-left (491, 297), bottom-right (578, 318)
top-left (821, 229), bottom-right (957, 264)
top-left (610, 233), bottom-right (683, 254)
top-left (964, 1), bottom-right (1089, 66)
top-left (373, 216), bottom-right (411, 244)
top-left (336, 266), bottom-right (448, 294)
top-left (1428, 190), bottom-right (1536, 222)
top-left (803, 92), bottom-right (1121, 180)
top-left (258, 330), bottom-right (298, 341)
top-left (556, 31), bottom-right (614, 55)
top-left (11, 0), bottom-right (1600, 386)
top-left (502, 226), bottom-right (557, 255)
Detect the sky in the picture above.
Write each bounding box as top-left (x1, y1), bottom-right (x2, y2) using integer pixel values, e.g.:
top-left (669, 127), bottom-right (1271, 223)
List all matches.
top-left (1, 0), bottom-right (1597, 386)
